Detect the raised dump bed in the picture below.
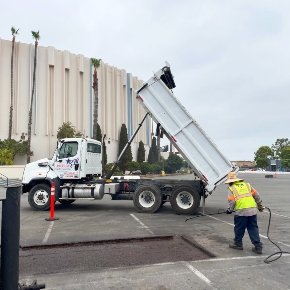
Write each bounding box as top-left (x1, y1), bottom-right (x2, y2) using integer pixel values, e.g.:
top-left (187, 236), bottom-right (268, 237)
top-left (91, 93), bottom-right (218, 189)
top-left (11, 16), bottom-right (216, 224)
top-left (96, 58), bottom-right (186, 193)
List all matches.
top-left (137, 65), bottom-right (236, 192)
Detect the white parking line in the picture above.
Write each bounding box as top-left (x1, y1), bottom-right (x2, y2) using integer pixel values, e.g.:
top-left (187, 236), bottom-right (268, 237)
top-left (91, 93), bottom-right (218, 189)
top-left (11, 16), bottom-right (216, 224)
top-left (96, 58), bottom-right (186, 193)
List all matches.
top-left (203, 214), bottom-right (234, 227)
top-left (194, 255), bottom-right (272, 263)
top-left (278, 241), bottom-right (290, 248)
top-left (204, 213), bottom-right (290, 246)
top-left (42, 221), bottom-right (54, 244)
top-left (183, 261), bottom-right (216, 289)
top-left (130, 214), bottom-right (154, 235)
top-left (271, 212), bottom-right (290, 219)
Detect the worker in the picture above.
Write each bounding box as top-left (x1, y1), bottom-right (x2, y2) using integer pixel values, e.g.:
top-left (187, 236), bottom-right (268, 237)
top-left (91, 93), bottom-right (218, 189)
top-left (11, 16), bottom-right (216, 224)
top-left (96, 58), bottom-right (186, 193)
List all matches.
top-left (225, 171), bottom-right (264, 254)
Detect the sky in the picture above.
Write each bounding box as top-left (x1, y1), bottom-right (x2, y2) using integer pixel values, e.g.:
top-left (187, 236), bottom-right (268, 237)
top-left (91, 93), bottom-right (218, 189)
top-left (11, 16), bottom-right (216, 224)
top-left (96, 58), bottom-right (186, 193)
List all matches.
top-left (1, 0), bottom-right (290, 161)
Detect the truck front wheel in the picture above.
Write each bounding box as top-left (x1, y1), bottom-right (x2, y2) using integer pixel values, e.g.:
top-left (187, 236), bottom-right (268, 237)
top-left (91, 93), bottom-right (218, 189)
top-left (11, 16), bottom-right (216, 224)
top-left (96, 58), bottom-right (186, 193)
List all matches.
top-left (133, 185), bottom-right (162, 213)
top-left (28, 184), bottom-right (51, 211)
top-left (170, 186), bottom-right (200, 215)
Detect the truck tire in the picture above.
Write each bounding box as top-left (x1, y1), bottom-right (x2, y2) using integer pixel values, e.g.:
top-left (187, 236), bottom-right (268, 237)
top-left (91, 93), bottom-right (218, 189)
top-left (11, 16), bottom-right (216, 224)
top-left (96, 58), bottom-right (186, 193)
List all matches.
top-left (28, 184), bottom-right (51, 211)
top-left (59, 199), bottom-right (76, 205)
top-left (133, 185), bottom-right (162, 213)
top-left (170, 186), bottom-right (200, 215)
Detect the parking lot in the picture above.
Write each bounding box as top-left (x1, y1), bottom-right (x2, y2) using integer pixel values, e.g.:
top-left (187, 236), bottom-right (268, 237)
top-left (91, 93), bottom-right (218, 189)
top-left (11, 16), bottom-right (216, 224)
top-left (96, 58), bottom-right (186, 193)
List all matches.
top-left (2, 172), bottom-right (290, 289)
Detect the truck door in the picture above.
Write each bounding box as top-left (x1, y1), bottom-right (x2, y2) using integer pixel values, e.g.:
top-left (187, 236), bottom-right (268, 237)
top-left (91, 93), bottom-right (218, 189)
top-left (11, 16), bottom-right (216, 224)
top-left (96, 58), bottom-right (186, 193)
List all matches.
top-left (53, 141), bottom-right (81, 179)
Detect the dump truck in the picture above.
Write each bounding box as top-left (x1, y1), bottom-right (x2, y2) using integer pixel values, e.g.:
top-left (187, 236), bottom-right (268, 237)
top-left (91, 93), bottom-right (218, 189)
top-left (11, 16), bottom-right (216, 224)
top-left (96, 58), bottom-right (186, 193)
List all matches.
top-left (22, 65), bottom-right (236, 215)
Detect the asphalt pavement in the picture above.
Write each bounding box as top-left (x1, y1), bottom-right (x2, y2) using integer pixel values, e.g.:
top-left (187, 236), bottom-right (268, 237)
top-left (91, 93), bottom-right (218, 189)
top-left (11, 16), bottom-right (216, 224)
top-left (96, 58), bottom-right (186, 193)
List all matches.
top-left (1, 172), bottom-right (290, 289)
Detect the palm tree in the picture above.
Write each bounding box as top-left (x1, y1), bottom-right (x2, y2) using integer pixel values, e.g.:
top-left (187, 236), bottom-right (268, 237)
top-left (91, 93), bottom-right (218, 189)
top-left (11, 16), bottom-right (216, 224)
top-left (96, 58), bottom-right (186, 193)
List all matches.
top-left (27, 30), bottom-right (40, 163)
top-left (8, 27), bottom-right (19, 140)
top-left (91, 58), bottom-right (102, 139)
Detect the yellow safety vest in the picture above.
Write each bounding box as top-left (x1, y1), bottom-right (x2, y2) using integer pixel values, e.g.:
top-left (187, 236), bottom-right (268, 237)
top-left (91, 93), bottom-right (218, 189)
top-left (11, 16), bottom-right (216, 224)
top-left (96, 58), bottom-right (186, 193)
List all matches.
top-left (229, 181), bottom-right (257, 210)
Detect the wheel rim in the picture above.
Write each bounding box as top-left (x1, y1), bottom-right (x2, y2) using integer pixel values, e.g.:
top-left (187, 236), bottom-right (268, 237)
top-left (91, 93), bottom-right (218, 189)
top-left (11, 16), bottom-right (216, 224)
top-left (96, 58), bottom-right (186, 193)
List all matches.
top-left (139, 190), bottom-right (155, 208)
top-left (33, 189), bottom-right (49, 206)
top-left (176, 191), bottom-right (193, 209)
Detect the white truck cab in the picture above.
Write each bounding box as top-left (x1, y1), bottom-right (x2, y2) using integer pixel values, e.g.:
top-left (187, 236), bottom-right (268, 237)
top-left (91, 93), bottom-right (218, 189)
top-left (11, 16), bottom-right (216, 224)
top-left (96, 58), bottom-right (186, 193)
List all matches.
top-left (23, 138), bottom-right (102, 183)
top-left (53, 138), bottom-right (102, 179)
top-left (22, 138), bottom-right (102, 210)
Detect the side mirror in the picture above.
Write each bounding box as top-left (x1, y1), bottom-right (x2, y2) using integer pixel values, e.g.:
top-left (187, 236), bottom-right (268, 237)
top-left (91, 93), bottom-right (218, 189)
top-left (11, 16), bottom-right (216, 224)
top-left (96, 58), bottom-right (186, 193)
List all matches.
top-left (56, 153), bottom-right (62, 162)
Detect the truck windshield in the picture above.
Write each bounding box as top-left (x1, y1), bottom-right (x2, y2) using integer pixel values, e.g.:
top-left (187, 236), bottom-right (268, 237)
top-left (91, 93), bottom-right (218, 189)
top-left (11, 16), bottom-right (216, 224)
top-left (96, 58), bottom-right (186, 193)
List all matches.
top-left (58, 142), bottom-right (78, 158)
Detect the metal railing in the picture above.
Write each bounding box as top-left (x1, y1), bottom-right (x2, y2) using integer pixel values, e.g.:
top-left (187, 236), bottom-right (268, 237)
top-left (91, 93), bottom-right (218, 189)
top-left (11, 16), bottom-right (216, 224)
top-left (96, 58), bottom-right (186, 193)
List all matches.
top-left (0, 172), bottom-right (22, 187)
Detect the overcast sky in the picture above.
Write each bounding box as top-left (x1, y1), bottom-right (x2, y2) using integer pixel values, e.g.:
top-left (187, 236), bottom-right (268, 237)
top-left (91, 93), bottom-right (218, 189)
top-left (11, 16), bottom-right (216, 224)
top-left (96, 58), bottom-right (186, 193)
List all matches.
top-left (1, 0), bottom-right (289, 161)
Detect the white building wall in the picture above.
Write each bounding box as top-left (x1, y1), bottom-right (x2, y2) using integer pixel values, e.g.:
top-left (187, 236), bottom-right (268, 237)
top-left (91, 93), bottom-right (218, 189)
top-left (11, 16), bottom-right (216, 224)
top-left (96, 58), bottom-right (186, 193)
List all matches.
top-left (97, 62), bottom-right (149, 163)
top-left (0, 38), bottom-right (150, 164)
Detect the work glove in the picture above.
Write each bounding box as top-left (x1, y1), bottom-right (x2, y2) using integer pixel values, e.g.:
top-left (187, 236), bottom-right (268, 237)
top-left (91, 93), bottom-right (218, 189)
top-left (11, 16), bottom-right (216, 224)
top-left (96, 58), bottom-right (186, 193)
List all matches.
top-left (226, 208), bottom-right (232, 214)
top-left (257, 202), bottom-right (264, 212)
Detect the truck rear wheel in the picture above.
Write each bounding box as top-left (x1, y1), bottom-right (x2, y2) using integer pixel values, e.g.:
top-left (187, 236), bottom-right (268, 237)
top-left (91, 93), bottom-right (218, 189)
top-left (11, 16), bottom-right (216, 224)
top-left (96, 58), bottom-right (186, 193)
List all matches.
top-left (133, 185), bottom-right (162, 213)
top-left (28, 184), bottom-right (51, 211)
top-left (170, 186), bottom-right (200, 215)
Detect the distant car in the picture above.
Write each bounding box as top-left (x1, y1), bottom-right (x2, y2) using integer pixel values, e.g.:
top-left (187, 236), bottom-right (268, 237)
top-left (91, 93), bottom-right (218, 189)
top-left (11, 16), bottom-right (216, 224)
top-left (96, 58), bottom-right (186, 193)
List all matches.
top-left (176, 168), bottom-right (189, 174)
top-left (131, 170), bottom-right (142, 175)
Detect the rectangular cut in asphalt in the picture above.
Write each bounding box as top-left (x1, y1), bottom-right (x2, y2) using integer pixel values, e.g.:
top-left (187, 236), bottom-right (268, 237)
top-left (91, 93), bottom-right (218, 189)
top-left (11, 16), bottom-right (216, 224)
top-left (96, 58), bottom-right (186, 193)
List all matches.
top-left (20, 235), bottom-right (213, 275)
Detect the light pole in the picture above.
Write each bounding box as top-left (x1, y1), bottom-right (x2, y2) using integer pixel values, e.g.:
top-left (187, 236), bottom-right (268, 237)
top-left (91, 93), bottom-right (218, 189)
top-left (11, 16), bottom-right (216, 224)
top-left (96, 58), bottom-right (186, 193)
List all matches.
top-left (102, 134), bottom-right (106, 176)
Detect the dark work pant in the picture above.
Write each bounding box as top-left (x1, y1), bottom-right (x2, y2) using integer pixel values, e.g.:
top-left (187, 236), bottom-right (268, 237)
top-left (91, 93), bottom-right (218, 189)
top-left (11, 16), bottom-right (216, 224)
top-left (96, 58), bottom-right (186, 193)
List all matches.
top-left (234, 215), bottom-right (263, 248)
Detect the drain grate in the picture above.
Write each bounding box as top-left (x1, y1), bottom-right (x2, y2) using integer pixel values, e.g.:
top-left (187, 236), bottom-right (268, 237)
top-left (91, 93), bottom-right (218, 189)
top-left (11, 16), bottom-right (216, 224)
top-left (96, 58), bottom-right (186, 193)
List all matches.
top-left (20, 235), bottom-right (214, 275)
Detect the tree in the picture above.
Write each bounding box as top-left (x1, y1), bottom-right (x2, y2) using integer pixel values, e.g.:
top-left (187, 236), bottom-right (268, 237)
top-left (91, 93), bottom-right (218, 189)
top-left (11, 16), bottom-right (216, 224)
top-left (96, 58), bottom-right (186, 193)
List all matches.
top-left (101, 130), bottom-right (108, 173)
top-left (96, 123), bottom-right (102, 142)
top-left (271, 138), bottom-right (290, 159)
top-left (103, 163), bottom-right (122, 176)
top-left (254, 146), bottom-right (273, 169)
top-left (140, 162), bottom-right (151, 175)
top-left (118, 124), bottom-right (132, 172)
top-left (27, 30), bottom-right (40, 163)
top-left (102, 141), bottom-right (107, 167)
top-left (91, 58), bottom-right (102, 139)
top-left (148, 137), bottom-right (158, 164)
top-left (93, 123), bottom-right (107, 170)
top-left (127, 161), bottom-right (141, 172)
top-left (8, 27), bottom-right (19, 140)
top-left (137, 141), bottom-right (145, 163)
top-left (0, 148), bottom-right (13, 165)
top-left (57, 122), bottom-right (78, 139)
top-left (280, 146), bottom-right (290, 170)
top-left (0, 139), bottom-right (29, 159)
top-left (165, 154), bottom-right (184, 173)
top-left (75, 131), bottom-right (83, 137)
top-left (150, 162), bottom-right (163, 174)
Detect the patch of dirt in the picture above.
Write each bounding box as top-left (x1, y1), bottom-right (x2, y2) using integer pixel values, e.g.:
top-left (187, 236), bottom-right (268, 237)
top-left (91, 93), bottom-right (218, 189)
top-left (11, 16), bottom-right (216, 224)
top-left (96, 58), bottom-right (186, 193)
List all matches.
top-left (20, 235), bottom-right (212, 275)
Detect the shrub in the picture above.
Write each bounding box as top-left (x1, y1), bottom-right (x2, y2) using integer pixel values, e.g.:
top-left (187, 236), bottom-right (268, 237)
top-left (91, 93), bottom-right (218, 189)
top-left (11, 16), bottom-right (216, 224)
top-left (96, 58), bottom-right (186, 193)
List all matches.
top-left (150, 163), bottom-right (162, 174)
top-left (127, 161), bottom-right (141, 172)
top-left (103, 163), bottom-right (122, 176)
top-left (165, 153), bottom-right (184, 173)
top-left (140, 162), bottom-right (151, 175)
top-left (0, 148), bottom-right (13, 165)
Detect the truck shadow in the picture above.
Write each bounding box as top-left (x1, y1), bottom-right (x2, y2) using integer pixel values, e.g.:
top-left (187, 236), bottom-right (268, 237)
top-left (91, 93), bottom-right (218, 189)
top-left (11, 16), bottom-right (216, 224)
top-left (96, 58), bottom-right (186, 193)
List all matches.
top-left (54, 201), bottom-right (174, 215)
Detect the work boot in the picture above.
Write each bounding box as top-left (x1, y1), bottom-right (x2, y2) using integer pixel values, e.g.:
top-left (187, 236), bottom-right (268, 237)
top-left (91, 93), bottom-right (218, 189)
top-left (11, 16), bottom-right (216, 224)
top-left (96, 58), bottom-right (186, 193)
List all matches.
top-left (252, 247), bottom-right (263, 254)
top-left (229, 241), bottom-right (243, 250)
